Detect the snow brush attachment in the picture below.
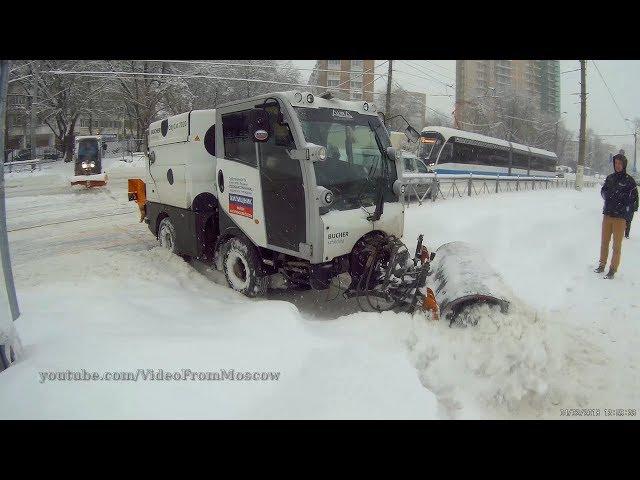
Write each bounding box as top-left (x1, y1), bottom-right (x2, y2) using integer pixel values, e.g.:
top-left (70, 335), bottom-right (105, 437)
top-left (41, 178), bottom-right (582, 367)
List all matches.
top-left (430, 241), bottom-right (510, 326)
top-left (128, 178), bottom-right (147, 222)
top-left (345, 233), bottom-right (432, 313)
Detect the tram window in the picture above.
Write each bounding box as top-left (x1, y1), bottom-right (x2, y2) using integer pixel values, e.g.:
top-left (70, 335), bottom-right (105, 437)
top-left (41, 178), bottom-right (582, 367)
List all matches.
top-left (531, 157), bottom-right (542, 171)
top-left (476, 146), bottom-right (508, 166)
top-left (531, 156), bottom-right (555, 172)
top-left (512, 152), bottom-right (529, 169)
top-left (439, 142), bottom-right (453, 163)
top-left (419, 135), bottom-right (441, 160)
top-left (453, 143), bottom-right (474, 165)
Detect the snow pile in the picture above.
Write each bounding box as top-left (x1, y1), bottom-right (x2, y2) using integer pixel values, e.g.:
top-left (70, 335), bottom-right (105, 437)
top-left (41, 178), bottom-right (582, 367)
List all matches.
top-left (406, 301), bottom-right (611, 419)
top-left (2, 173), bottom-right (638, 419)
top-left (1, 247), bottom-right (438, 419)
top-left (401, 188), bottom-right (638, 419)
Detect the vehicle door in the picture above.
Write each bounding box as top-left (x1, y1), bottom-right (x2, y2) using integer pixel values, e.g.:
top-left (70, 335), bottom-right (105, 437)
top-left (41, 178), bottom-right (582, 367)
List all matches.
top-left (216, 100), bottom-right (306, 253)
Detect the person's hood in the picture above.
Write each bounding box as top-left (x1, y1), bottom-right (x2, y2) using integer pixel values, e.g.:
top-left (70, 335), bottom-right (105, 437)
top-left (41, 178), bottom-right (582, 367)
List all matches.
top-left (612, 154), bottom-right (628, 174)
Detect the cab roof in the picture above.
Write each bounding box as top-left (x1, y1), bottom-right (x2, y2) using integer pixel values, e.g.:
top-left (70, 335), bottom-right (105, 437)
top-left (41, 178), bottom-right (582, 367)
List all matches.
top-left (216, 91), bottom-right (379, 117)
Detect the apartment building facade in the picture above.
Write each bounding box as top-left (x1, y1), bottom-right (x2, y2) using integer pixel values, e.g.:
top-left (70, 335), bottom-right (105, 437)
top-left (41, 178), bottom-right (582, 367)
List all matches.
top-left (455, 60), bottom-right (560, 128)
top-left (308, 60), bottom-right (376, 102)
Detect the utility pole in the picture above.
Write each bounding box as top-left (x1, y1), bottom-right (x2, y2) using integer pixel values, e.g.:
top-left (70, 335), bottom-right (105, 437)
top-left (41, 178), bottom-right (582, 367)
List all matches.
top-left (0, 59), bottom-right (23, 371)
top-left (576, 60), bottom-right (587, 190)
top-left (385, 60), bottom-right (393, 127)
top-left (29, 62), bottom-right (39, 160)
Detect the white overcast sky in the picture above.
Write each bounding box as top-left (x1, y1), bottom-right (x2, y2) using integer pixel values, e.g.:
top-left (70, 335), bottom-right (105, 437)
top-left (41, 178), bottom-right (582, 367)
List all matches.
top-left (292, 60), bottom-right (640, 145)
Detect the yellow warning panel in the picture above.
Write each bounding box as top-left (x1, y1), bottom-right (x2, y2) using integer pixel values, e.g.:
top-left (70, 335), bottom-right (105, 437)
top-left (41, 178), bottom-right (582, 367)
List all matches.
top-left (194, 135), bottom-right (200, 141)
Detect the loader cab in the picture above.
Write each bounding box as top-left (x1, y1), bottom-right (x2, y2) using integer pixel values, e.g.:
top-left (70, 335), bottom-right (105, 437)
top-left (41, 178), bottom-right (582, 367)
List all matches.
top-left (73, 136), bottom-right (104, 176)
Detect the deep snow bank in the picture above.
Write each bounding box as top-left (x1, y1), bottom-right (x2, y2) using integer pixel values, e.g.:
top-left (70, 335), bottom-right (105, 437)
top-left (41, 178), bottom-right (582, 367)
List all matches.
top-left (0, 247), bottom-right (438, 419)
top-left (2, 179), bottom-right (638, 419)
top-left (402, 188), bottom-right (638, 418)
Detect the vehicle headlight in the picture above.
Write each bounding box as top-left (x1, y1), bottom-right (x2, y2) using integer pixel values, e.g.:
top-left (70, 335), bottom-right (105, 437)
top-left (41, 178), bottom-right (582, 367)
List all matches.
top-left (81, 162), bottom-right (88, 168)
top-left (90, 161), bottom-right (95, 168)
top-left (317, 186), bottom-right (334, 207)
top-left (317, 146), bottom-right (327, 161)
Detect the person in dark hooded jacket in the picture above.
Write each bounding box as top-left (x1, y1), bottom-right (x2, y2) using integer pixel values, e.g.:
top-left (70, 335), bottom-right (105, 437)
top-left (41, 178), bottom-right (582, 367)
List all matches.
top-left (595, 154), bottom-right (638, 278)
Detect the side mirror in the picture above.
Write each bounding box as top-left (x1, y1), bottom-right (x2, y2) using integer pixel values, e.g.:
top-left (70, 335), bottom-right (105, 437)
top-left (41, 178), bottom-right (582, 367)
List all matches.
top-left (102, 142), bottom-right (108, 151)
top-left (148, 151), bottom-right (156, 165)
top-left (386, 146), bottom-right (401, 162)
top-left (405, 125), bottom-right (420, 143)
top-left (392, 180), bottom-right (405, 196)
top-left (248, 108), bottom-right (271, 143)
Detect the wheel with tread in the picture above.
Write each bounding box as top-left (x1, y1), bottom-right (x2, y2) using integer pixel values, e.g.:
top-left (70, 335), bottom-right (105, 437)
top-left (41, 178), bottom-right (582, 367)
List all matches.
top-left (158, 217), bottom-right (177, 253)
top-left (222, 237), bottom-right (267, 297)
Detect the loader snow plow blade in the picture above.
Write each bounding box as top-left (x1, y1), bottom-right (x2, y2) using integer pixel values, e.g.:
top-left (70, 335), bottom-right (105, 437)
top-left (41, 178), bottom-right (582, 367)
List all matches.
top-left (430, 241), bottom-right (510, 325)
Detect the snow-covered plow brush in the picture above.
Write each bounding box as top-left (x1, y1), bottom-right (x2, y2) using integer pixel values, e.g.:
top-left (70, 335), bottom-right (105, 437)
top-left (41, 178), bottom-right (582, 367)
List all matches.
top-left (429, 242), bottom-right (510, 325)
top-left (342, 235), bottom-right (509, 323)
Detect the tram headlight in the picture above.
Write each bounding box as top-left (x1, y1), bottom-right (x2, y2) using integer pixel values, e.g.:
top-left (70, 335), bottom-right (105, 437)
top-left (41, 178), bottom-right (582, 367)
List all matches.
top-left (81, 162), bottom-right (88, 169)
top-left (90, 161), bottom-right (95, 168)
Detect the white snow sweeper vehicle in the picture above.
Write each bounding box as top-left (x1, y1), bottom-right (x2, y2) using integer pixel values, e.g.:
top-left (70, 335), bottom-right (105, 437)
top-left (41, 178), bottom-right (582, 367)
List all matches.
top-left (127, 91), bottom-right (510, 321)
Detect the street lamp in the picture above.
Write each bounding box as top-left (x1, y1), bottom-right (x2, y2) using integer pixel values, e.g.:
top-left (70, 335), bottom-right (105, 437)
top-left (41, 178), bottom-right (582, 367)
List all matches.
top-left (624, 118), bottom-right (637, 173)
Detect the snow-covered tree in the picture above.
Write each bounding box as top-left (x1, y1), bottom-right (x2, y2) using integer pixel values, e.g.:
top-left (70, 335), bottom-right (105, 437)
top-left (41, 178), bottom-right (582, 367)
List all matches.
top-left (378, 85), bottom-right (427, 132)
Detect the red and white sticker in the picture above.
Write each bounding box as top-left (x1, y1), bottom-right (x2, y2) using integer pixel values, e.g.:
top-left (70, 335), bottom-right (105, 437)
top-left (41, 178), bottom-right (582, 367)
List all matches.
top-left (229, 194), bottom-right (253, 219)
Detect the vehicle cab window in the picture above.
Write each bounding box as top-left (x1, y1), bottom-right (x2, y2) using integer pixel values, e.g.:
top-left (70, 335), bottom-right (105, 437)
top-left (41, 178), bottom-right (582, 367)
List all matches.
top-left (221, 110), bottom-right (256, 167)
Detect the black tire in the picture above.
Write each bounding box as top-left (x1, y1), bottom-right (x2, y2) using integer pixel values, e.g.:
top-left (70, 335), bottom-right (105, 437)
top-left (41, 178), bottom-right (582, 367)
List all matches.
top-left (222, 237), bottom-right (267, 297)
top-left (157, 217), bottom-right (177, 253)
top-left (0, 344), bottom-right (16, 372)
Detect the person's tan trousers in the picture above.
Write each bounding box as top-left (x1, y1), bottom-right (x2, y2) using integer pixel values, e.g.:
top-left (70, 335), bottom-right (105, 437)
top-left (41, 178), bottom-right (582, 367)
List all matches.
top-left (599, 215), bottom-right (627, 272)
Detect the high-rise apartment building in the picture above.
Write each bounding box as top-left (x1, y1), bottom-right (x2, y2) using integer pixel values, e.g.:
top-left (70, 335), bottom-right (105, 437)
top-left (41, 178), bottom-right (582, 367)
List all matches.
top-left (308, 60), bottom-right (375, 102)
top-left (455, 60), bottom-right (560, 128)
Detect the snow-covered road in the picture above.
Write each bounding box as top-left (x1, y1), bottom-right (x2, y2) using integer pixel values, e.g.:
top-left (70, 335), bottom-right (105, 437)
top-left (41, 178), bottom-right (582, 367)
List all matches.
top-left (0, 160), bottom-right (637, 419)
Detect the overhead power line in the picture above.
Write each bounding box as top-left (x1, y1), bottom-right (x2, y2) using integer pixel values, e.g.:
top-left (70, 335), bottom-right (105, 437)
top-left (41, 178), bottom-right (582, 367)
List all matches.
top-left (397, 60), bottom-right (455, 89)
top-left (143, 59), bottom-right (392, 78)
top-left (38, 69), bottom-right (382, 97)
top-left (591, 60), bottom-right (633, 134)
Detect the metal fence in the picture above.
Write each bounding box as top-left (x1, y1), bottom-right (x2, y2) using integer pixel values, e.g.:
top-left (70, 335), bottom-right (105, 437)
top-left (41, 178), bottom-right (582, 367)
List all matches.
top-left (3, 157), bottom-right (60, 173)
top-left (402, 174), bottom-right (600, 206)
